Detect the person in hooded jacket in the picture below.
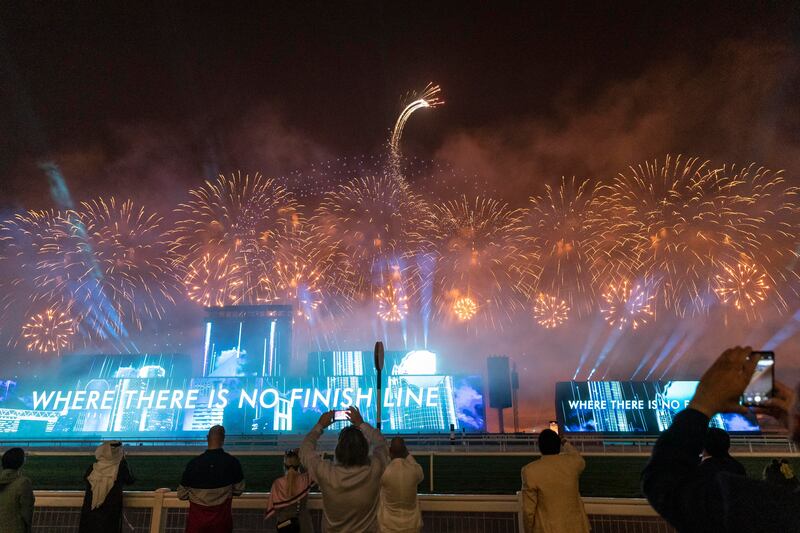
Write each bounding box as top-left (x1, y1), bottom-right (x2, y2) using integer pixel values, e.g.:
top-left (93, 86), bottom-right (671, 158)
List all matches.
top-left (0, 447), bottom-right (34, 533)
top-left (79, 441), bottom-right (135, 533)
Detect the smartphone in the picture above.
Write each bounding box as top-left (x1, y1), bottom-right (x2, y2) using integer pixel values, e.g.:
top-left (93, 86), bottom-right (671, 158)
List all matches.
top-left (741, 351), bottom-right (775, 406)
top-left (333, 410), bottom-right (349, 422)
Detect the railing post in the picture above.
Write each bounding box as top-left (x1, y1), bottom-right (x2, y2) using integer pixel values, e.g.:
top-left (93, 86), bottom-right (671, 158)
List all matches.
top-left (516, 490), bottom-right (524, 532)
top-left (429, 453), bottom-right (435, 493)
top-left (150, 488), bottom-right (169, 533)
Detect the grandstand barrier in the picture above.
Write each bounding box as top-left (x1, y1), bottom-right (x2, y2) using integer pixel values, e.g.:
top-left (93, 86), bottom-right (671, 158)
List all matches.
top-left (31, 491), bottom-right (675, 532)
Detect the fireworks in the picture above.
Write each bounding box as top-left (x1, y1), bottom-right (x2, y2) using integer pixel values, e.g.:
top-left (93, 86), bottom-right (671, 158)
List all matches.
top-left (532, 293), bottom-right (570, 329)
top-left (600, 279), bottom-right (654, 330)
top-left (171, 172), bottom-right (300, 306)
top-left (70, 198), bottom-right (179, 328)
top-left (376, 281), bottom-right (409, 322)
top-left (184, 251), bottom-right (247, 307)
top-left (607, 155), bottom-right (746, 315)
top-left (527, 177), bottom-right (616, 315)
top-left (21, 307), bottom-right (74, 354)
top-left (714, 260), bottom-right (770, 315)
top-left (452, 296), bottom-right (478, 321)
top-left (390, 83), bottom-right (443, 164)
top-left (314, 174), bottom-right (429, 299)
top-left (424, 196), bottom-right (531, 327)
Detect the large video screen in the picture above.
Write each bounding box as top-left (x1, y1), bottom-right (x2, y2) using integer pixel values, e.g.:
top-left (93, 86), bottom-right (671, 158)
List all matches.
top-left (556, 381), bottom-right (759, 434)
top-left (0, 354), bottom-right (485, 437)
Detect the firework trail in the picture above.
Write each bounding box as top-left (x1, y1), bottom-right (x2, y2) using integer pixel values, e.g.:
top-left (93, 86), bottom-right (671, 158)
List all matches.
top-left (422, 195), bottom-right (531, 329)
top-left (533, 293), bottom-right (570, 329)
top-left (607, 155), bottom-right (749, 315)
top-left (376, 275), bottom-right (409, 323)
top-left (527, 177), bottom-right (619, 316)
top-left (313, 174), bottom-right (430, 300)
top-left (171, 172), bottom-right (300, 306)
top-left (21, 307), bottom-right (74, 354)
top-left (389, 83), bottom-right (443, 175)
top-left (600, 278), bottom-right (654, 330)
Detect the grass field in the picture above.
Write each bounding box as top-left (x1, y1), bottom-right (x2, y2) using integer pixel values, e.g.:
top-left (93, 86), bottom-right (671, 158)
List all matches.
top-left (19, 453), bottom-right (798, 497)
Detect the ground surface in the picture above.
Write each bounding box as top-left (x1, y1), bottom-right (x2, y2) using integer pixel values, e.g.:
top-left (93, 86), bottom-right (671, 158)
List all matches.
top-left (21, 454), bottom-right (799, 497)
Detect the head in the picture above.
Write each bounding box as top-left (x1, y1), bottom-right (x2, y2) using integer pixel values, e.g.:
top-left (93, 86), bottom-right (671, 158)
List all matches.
top-left (390, 437), bottom-right (409, 460)
top-left (2, 448), bottom-right (25, 470)
top-left (95, 441), bottom-right (123, 462)
top-left (703, 427), bottom-right (731, 458)
top-left (334, 426), bottom-right (370, 467)
top-left (284, 449), bottom-right (301, 473)
top-left (538, 429), bottom-right (561, 456)
top-left (207, 425), bottom-right (225, 449)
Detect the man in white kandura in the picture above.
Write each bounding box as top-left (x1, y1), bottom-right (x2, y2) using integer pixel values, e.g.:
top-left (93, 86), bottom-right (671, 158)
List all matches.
top-left (378, 437), bottom-right (424, 533)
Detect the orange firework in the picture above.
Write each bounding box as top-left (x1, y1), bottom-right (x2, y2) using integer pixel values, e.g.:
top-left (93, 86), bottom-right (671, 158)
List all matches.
top-left (714, 260), bottom-right (769, 318)
top-left (452, 296), bottom-right (478, 321)
top-left (600, 279), bottom-right (654, 330)
top-left (376, 281), bottom-right (409, 322)
top-left (22, 307), bottom-right (74, 354)
top-left (532, 293), bottom-right (570, 329)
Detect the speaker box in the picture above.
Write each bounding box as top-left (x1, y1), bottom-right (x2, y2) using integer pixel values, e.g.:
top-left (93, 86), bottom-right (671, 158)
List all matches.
top-left (487, 355), bottom-right (512, 409)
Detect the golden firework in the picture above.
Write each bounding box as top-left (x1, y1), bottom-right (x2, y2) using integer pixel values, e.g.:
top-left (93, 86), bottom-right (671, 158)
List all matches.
top-left (533, 293), bottom-right (570, 329)
top-left (600, 279), bottom-right (654, 330)
top-left (22, 307), bottom-right (74, 354)
top-left (452, 296), bottom-right (478, 321)
top-left (376, 282), bottom-right (409, 322)
top-left (714, 260), bottom-right (769, 312)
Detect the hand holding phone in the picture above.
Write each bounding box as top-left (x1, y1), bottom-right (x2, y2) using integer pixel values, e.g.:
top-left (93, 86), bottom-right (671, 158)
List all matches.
top-left (741, 351), bottom-right (775, 407)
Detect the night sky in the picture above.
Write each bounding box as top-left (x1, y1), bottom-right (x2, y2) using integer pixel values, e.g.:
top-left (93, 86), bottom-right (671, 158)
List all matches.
top-left (2, 2), bottom-right (799, 208)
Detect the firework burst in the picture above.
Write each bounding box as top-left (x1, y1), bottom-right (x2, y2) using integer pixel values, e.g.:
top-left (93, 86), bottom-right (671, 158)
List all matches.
top-left (21, 307), bottom-right (74, 354)
top-left (527, 177), bottom-right (617, 315)
top-left (376, 281), bottom-right (409, 322)
top-left (314, 174), bottom-right (429, 299)
top-left (452, 296), bottom-right (478, 321)
top-left (171, 172), bottom-right (300, 306)
top-left (607, 155), bottom-right (748, 315)
top-left (532, 293), bottom-right (570, 329)
top-left (423, 196), bottom-right (531, 328)
top-left (600, 279), bottom-right (654, 330)
top-left (714, 259), bottom-right (770, 318)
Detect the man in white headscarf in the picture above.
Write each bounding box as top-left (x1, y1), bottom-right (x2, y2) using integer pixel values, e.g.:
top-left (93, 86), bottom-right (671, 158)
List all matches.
top-left (79, 441), bottom-right (135, 533)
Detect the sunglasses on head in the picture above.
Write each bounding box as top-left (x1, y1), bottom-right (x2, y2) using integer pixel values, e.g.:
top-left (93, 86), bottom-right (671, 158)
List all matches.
top-left (285, 449), bottom-right (298, 457)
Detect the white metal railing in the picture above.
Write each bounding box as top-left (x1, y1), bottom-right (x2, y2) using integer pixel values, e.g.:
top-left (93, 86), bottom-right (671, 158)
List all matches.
top-left (32, 490), bottom-right (661, 533)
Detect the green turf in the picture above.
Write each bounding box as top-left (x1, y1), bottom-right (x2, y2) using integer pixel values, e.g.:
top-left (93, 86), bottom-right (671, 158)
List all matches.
top-left (17, 454), bottom-right (800, 497)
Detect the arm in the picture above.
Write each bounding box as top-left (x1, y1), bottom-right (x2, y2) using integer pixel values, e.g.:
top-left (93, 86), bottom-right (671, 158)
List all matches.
top-left (19, 477), bottom-right (34, 530)
top-left (560, 441), bottom-right (586, 473)
top-left (520, 467), bottom-right (537, 533)
top-left (641, 408), bottom-right (718, 531)
top-left (119, 460), bottom-right (135, 485)
top-left (177, 460), bottom-right (194, 500)
top-left (358, 422), bottom-right (390, 468)
top-left (298, 423), bottom-right (325, 483)
top-left (231, 458), bottom-right (245, 496)
top-left (406, 454), bottom-right (424, 485)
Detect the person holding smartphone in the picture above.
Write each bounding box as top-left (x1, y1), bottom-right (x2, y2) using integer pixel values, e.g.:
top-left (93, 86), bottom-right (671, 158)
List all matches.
top-left (298, 405), bottom-right (389, 533)
top-left (642, 346), bottom-right (800, 532)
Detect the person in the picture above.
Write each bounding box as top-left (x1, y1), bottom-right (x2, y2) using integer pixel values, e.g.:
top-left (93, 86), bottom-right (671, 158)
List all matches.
top-left (178, 425), bottom-right (245, 533)
top-left (520, 429), bottom-right (590, 533)
top-left (79, 441), bottom-right (135, 533)
top-left (697, 427), bottom-right (746, 477)
top-left (642, 346), bottom-right (800, 532)
top-left (299, 405), bottom-right (389, 533)
top-left (265, 449), bottom-right (314, 532)
top-left (762, 458), bottom-right (799, 491)
top-left (377, 437), bottom-right (424, 533)
top-left (0, 447), bottom-right (34, 533)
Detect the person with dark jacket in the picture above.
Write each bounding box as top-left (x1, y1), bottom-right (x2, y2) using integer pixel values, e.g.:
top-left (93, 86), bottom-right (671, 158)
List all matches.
top-left (762, 458), bottom-right (799, 490)
top-left (697, 427), bottom-right (746, 477)
top-left (177, 425), bottom-right (245, 533)
top-left (79, 441), bottom-right (135, 533)
top-left (642, 346), bottom-right (800, 532)
top-left (0, 448), bottom-right (34, 533)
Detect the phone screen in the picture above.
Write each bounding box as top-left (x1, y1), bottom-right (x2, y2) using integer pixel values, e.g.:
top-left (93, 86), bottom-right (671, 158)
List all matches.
top-left (742, 351), bottom-right (774, 406)
top-left (333, 410), bottom-right (349, 422)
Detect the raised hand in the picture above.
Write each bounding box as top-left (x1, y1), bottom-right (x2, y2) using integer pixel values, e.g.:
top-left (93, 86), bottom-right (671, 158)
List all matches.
top-left (688, 346), bottom-right (758, 418)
